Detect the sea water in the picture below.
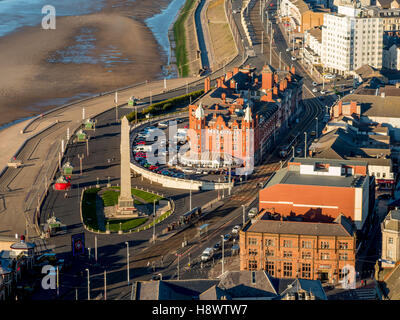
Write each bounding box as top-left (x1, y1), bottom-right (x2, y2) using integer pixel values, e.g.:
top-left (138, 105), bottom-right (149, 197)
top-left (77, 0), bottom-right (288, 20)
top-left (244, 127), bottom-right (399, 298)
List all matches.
top-left (145, 0), bottom-right (186, 78)
top-left (0, 0), bottom-right (106, 37)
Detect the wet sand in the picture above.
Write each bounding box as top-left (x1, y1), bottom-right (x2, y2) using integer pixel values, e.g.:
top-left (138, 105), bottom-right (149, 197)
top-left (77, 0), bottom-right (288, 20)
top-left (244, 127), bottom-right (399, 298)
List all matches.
top-left (0, 0), bottom-right (171, 127)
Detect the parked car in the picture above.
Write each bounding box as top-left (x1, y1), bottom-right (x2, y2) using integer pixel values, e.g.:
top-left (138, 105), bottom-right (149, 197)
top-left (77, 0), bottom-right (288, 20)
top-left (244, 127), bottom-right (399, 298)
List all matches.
top-left (378, 194), bottom-right (392, 200)
top-left (312, 88), bottom-right (318, 93)
top-left (248, 207), bottom-right (258, 218)
top-left (201, 248), bottom-right (215, 262)
top-left (286, 47), bottom-right (291, 52)
top-left (212, 242), bottom-right (220, 252)
top-left (135, 141), bottom-right (146, 145)
top-left (296, 147), bottom-right (302, 155)
top-left (149, 165), bottom-right (158, 171)
top-left (223, 234), bottom-right (232, 242)
top-left (324, 74), bottom-right (335, 79)
top-left (161, 170), bottom-right (170, 176)
top-left (232, 225), bottom-right (241, 234)
top-left (320, 90), bottom-right (326, 95)
top-left (291, 56), bottom-right (297, 61)
top-left (312, 82), bottom-right (318, 86)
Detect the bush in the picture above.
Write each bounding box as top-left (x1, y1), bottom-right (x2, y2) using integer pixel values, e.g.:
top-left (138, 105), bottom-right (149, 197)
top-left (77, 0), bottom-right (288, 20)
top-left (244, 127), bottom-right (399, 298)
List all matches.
top-left (126, 89), bottom-right (204, 122)
top-left (162, 102), bottom-right (172, 111)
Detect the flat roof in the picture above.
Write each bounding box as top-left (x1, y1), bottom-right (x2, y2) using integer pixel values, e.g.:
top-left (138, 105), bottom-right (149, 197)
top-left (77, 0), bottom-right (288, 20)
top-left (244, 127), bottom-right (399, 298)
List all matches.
top-left (291, 157), bottom-right (368, 167)
top-left (280, 170), bottom-right (365, 188)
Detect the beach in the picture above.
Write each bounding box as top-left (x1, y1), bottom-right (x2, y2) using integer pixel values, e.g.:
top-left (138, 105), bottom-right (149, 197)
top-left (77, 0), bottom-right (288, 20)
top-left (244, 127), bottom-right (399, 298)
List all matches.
top-left (0, 0), bottom-right (173, 127)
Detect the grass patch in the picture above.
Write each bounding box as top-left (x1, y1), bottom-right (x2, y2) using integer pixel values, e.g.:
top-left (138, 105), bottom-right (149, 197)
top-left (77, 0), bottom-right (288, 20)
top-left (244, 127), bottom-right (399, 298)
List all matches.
top-left (173, 0), bottom-right (197, 77)
top-left (106, 217), bottom-right (148, 232)
top-left (109, 187), bottom-right (162, 204)
top-left (136, 210), bottom-right (172, 232)
top-left (101, 189), bottom-right (148, 207)
top-left (82, 187), bottom-right (101, 230)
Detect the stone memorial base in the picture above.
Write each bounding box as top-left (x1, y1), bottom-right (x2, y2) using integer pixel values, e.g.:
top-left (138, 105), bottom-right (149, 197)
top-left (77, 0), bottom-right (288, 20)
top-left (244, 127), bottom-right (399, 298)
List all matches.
top-left (104, 205), bottom-right (139, 219)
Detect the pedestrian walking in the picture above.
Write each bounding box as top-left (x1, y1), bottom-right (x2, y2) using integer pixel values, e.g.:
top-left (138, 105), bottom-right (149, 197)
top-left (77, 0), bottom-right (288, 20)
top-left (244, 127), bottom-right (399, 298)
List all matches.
top-left (64, 192), bottom-right (68, 198)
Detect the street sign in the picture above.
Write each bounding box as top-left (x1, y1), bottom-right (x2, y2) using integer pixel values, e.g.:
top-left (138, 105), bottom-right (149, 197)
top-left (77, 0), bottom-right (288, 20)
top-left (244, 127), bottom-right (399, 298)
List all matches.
top-left (72, 233), bottom-right (85, 256)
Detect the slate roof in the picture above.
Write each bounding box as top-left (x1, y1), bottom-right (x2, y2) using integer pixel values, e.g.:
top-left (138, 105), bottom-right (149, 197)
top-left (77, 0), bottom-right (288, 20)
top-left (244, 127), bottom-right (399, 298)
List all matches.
top-left (342, 94), bottom-right (400, 118)
top-left (279, 279), bottom-right (328, 300)
top-left (382, 263), bottom-right (400, 299)
top-left (135, 279), bottom-right (219, 300)
top-left (134, 272), bottom-right (327, 300)
top-left (218, 270), bottom-right (278, 299)
top-left (382, 209), bottom-right (400, 232)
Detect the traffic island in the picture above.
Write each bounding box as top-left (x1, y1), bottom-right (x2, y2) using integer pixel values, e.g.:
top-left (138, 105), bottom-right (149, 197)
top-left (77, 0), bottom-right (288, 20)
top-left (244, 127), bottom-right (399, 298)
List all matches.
top-left (81, 186), bottom-right (172, 234)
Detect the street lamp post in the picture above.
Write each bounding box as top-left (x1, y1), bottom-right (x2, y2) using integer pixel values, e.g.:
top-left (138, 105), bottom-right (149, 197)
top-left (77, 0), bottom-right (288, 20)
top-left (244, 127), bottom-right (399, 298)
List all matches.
top-left (190, 181), bottom-right (193, 211)
top-left (85, 268), bottom-right (90, 300)
top-left (315, 117), bottom-right (318, 138)
top-left (125, 241), bottom-right (130, 284)
top-left (304, 132), bottom-right (307, 159)
top-left (95, 235), bottom-right (98, 264)
top-left (270, 32), bottom-right (272, 65)
top-left (242, 205), bottom-right (246, 226)
top-left (78, 154), bottom-right (84, 176)
top-left (261, 31), bottom-right (264, 54)
top-left (153, 200), bottom-right (156, 243)
top-left (221, 235), bottom-right (225, 276)
top-left (104, 270), bottom-right (107, 300)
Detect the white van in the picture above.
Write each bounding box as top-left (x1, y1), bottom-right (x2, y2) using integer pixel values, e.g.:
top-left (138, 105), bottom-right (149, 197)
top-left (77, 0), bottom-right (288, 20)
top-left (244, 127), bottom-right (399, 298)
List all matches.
top-left (248, 207), bottom-right (258, 218)
top-left (201, 248), bottom-right (214, 262)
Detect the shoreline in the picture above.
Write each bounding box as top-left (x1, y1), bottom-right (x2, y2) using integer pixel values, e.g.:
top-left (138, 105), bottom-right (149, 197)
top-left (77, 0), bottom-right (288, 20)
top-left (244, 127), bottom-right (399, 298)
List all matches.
top-left (0, 0), bottom-right (173, 128)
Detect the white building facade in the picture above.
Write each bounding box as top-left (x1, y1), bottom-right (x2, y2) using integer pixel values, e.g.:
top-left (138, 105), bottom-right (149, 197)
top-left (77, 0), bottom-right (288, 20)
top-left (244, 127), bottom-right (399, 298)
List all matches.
top-left (322, 6), bottom-right (384, 75)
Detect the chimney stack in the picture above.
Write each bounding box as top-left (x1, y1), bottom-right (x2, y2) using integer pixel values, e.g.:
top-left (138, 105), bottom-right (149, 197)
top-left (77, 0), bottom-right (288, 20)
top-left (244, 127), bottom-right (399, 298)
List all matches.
top-left (262, 65), bottom-right (274, 92)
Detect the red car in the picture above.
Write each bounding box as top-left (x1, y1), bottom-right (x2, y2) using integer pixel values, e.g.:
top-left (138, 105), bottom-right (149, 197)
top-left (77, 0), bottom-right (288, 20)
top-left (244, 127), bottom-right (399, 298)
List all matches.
top-left (135, 141), bottom-right (146, 145)
top-left (184, 125), bottom-right (188, 129)
top-left (135, 152), bottom-right (147, 158)
top-left (149, 165), bottom-right (159, 171)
